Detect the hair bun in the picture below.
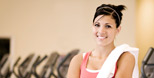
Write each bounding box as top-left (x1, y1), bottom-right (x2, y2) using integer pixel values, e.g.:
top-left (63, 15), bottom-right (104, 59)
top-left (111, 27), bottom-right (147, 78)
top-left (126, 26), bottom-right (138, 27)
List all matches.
top-left (116, 5), bottom-right (126, 12)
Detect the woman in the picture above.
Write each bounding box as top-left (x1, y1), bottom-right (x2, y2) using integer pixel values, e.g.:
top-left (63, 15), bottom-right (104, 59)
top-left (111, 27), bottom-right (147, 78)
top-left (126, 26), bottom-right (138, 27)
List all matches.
top-left (67, 4), bottom-right (139, 78)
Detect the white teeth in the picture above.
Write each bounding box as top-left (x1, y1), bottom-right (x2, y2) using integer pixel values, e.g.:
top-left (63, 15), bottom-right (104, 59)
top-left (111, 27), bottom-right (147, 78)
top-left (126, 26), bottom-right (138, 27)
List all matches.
top-left (98, 36), bottom-right (106, 39)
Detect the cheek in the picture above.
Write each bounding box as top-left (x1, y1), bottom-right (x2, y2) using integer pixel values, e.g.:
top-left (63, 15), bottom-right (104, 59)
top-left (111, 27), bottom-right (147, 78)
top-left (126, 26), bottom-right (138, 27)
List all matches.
top-left (92, 27), bottom-right (97, 34)
top-left (109, 31), bottom-right (117, 38)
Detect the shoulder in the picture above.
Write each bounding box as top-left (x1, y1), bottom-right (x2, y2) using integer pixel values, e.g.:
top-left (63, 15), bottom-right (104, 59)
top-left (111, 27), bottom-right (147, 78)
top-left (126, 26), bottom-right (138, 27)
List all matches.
top-left (117, 52), bottom-right (135, 67)
top-left (115, 52), bottom-right (135, 78)
top-left (67, 52), bottom-right (84, 78)
top-left (70, 52), bottom-right (83, 65)
top-left (118, 52), bottom-right (135, 62)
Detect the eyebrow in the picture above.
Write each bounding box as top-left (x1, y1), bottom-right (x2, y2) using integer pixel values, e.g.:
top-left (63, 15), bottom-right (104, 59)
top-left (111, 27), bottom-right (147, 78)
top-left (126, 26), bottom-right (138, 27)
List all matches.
top-left (94, 21), bottom-right (113, 25)
top-left (105, 23), bottom-right (112, 25)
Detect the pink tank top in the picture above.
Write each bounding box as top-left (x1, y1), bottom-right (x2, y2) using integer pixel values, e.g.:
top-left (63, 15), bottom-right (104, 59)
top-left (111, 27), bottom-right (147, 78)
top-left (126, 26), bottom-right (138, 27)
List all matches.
top-left (80, 52), bottom-right (117, 78)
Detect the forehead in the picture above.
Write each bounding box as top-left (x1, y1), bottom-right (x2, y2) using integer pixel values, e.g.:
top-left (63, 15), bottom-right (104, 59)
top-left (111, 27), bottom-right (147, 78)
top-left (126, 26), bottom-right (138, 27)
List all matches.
top-left (94, 15), bottom-right (116, 24)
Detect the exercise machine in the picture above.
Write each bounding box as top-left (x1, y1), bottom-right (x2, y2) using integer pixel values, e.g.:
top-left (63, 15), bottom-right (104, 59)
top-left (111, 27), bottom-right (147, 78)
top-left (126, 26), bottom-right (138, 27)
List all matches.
top-left (57, 49), bottom-right (79, 78)
top-left (141, 47), bottom-right (154, 78)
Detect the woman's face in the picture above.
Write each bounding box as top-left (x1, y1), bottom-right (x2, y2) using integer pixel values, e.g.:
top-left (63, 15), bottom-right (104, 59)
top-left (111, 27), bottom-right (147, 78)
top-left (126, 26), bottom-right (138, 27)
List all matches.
top-left (92, 15), bottom-right (121, 47)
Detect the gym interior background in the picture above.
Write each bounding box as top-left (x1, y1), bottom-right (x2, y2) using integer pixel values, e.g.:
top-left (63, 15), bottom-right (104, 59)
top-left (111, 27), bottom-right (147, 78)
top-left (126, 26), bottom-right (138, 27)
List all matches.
top-left (0, 0), bottom-right (154, 77)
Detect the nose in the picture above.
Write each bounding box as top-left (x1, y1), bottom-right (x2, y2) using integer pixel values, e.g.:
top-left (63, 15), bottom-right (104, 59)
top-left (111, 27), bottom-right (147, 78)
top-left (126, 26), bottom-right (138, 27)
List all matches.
top-left (98, 26), bottom-right (106, 34)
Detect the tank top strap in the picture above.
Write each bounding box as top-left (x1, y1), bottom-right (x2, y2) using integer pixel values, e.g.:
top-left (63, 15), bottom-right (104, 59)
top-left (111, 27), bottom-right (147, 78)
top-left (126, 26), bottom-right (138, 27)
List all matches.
top-left (82, 52), bottom-right (91, 67)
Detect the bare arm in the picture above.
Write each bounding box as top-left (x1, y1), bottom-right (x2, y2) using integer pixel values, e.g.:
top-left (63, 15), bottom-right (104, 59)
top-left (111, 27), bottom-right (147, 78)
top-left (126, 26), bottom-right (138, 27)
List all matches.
top-left (115, 52), bottom-right (135, 78)
top-left (67, 53), bottom-right (83, 78)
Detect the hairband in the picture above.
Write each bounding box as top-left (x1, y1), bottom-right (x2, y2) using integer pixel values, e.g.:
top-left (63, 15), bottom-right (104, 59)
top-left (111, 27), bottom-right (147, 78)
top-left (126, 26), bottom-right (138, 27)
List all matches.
top-left (97, 6), bottom-right (121, 23)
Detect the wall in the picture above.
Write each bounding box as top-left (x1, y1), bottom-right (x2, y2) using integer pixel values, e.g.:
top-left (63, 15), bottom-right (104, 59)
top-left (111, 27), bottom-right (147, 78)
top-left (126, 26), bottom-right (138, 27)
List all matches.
top-left (0, 0), bottom-right (136, 77)
top-left (136, 0), bottom-right (154, 73)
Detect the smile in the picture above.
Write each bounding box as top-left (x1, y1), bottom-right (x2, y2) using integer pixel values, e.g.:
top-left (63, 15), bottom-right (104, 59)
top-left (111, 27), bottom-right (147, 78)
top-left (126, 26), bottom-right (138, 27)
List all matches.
top-left (97, 36), bottom-right (107, 40)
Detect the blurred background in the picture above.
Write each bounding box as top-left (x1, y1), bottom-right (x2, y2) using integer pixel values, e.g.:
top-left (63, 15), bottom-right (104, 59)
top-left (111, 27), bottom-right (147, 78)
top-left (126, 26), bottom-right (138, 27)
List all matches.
top-left (0, 0), bottom-right (154, 78)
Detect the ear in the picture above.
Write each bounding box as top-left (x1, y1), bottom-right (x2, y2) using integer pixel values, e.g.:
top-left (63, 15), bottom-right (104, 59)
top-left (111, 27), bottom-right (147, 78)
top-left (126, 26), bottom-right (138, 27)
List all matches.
top-left (116, 26), bottom-right (121, 35)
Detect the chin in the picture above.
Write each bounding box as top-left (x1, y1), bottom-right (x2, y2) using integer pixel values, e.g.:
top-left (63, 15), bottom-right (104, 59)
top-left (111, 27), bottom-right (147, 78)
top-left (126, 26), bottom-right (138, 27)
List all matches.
top-left (96, 41), bottom-right (114, 47)
top-left (96, 42), bottom-right (107, 47)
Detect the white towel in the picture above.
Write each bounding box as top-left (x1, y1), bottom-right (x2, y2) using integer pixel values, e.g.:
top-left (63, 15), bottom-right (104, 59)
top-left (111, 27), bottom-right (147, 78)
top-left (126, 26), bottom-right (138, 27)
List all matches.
top-left (96, 44), bottom-right (139, 78)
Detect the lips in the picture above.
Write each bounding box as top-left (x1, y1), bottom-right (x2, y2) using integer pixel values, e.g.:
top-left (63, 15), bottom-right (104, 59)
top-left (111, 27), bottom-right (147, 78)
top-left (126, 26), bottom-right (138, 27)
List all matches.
top-left (97, 34), bottom-right (107, 40)
top-left (96, 32), bottom-right (107, 40)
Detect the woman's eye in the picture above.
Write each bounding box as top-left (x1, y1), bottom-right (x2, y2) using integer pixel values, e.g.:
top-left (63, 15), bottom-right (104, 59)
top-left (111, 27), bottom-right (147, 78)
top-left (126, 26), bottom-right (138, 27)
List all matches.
top-left (106, 25), bottom-right (111, 28)
top-left (94, 24), bottom-right (100, 27)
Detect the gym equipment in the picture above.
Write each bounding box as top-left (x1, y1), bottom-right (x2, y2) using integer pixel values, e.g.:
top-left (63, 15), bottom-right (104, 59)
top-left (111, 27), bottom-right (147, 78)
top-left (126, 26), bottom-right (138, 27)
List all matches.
top-left (17, 53), bottom-right (39, 78)
top-left (0, 54), bottom-right (10, 78)
top-left (57, 49), bottom-right (79, 78)
top-left (37, 52), bottom-right (59, 78)
top-left (0, 49), bottom-right (80, 78)
top-left (10, 57), bottom-right (21, 78)
top-left (32, 55), bottom-right (47, 78)
top-left (12, 54), bottom-right (48, 78)
top-left (141, 47), bottom-right (154, 78)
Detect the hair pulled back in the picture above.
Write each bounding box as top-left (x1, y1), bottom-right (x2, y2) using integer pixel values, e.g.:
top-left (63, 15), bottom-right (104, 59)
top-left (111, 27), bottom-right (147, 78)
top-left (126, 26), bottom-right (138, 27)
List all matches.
top-left (93, 4), bottom-right (126, 28)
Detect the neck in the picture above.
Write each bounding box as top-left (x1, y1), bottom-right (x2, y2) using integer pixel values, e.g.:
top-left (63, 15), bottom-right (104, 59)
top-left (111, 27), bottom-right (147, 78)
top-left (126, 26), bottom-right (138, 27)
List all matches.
top-left (92, 43), bottom-right (115, 59)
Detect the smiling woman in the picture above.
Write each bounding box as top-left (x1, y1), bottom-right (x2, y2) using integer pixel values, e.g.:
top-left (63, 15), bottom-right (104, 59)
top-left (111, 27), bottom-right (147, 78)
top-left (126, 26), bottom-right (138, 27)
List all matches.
top-left (67, 4), bottom-right (139, 78)
top-left (92, 15), bottom-right (120, 47)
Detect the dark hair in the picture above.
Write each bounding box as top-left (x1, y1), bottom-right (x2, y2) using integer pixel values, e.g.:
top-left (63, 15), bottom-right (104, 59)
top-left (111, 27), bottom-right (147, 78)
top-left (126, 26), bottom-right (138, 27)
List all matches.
top-left (93, 4), bottom-right (126, 28)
